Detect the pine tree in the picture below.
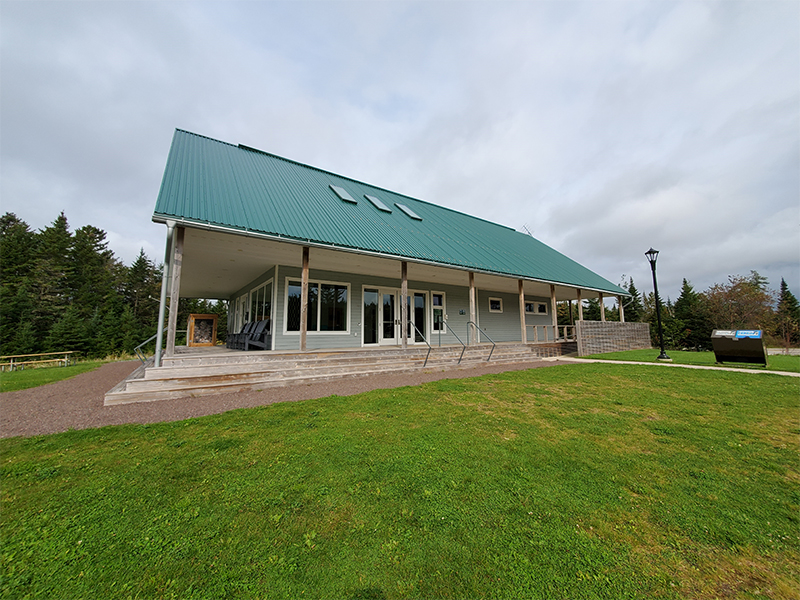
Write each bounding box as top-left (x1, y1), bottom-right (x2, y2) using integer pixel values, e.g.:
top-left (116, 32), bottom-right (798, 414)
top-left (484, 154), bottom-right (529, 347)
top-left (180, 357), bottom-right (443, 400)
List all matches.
top-left (775, 278), bottom-right (800, 348)
top-left (673, 279), bottom-right (711, 350)
top-left (0, 213), bottom-right (37, 354)
top-left (29, 213), bottom-right (73, 344)
top-left (623, 278), bottom-right (643, 322)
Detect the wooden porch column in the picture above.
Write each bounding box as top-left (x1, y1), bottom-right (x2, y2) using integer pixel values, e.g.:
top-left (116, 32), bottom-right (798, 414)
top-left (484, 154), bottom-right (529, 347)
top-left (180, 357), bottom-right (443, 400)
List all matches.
top-left (619, 295), bottom-right (625, 322)
top-left (568, 300), bottom-right (574, 325)
top-left (599, 292), bottom-right (606, 321)
top-left (577, 288), bottom-right (584, 320)
top-left (401, 261), bottom-right (408, 350)
top-left (165, 226), bottom-right (185, 357)
top-left (550, 285), bottom-right (557, 327)
top-left (469, 271), bottom-right (477, 345)
top-left (518, 279), bottom-right (527, 344)
top-left (300, 246), bottom-right (309, 351)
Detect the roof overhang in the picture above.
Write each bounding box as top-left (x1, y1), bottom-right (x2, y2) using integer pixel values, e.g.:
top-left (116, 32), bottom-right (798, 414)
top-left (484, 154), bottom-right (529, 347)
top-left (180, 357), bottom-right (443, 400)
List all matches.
top-left (156, 216), bottom-right (629, 301)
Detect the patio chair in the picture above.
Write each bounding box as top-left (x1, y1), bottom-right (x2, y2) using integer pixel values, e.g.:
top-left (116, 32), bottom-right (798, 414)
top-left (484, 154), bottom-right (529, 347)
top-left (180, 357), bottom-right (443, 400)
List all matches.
top-left (245, 319), bottom-right (271, 351)
top-left (229, 322), bottom-right (255, 350)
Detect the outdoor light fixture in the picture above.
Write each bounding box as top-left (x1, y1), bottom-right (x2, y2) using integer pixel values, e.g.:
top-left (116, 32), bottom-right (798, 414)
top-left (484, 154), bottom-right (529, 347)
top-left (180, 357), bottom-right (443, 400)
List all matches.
top-left (645, 248), bottom-right (670, 361)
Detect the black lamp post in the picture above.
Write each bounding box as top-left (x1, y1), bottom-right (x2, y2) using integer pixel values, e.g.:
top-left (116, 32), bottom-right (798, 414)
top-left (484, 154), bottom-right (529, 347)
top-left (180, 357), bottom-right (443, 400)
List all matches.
top-left (645, 248), bottom-right (670, 360)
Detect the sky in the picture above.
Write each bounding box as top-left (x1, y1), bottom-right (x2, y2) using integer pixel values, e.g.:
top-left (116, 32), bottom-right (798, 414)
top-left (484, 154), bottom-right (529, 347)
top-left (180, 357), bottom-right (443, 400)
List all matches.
top-left (2, 0), bottom-right (798, 302)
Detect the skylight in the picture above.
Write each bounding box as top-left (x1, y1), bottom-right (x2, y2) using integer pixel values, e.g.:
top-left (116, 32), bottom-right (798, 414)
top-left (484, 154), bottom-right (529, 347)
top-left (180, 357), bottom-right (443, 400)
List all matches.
top-left (395, 203), bottom-right (422, 220)
top-left (329, 184), bottom-right (357, 204)
top-left (364, 194), bottom-right (392, 213)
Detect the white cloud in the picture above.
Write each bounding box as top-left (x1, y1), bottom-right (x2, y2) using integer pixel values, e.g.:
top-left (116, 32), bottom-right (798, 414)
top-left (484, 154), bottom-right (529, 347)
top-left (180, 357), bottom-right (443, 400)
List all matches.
top-left (1, 0), bottom-right (797, 299)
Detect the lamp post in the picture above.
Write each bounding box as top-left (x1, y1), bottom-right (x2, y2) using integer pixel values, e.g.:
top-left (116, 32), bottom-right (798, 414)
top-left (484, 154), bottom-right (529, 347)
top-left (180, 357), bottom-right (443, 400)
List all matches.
top-left (645, 248), bottom-right (670, 360)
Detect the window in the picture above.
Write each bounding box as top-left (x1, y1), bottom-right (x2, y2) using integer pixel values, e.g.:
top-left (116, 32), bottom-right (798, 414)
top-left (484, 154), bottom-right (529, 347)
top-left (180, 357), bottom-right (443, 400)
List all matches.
top-left (525, 301), bottom-right (548, 315)
top-left (489, 297), bottom-right (503, 313)
top-left (286, 279), bottom-right (348, 332)
top-left (432, 292), bottom-right (446, 332)
top-left (395, 203), bottom-right (422, 220)
top-left (329, 184), bottom-right (357, 204)
top-left (364, 194), bottom-right (392, 212)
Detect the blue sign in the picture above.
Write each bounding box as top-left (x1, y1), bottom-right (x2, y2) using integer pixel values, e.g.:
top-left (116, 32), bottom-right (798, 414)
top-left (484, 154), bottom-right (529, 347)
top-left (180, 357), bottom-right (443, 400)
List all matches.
top-left (735, 330), bottom-right (762, 339)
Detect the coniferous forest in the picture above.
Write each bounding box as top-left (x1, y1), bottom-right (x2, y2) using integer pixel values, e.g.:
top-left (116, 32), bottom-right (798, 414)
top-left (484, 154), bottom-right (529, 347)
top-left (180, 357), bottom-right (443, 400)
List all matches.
top-left (0, 212), bottom-right (227, 359)
top-left (1, 211), bottom-right (797, 360)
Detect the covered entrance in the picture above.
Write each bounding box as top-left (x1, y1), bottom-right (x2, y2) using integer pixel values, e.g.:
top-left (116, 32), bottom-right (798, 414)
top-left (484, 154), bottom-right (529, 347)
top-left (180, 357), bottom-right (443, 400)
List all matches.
top-left (363, 288), bottom-right (427, 346)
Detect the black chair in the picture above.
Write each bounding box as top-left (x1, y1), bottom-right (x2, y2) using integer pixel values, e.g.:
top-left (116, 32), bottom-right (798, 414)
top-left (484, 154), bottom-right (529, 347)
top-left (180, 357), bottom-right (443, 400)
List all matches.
top-left (245, 319), bottom-right (271, 351)
top-left (230, 322), bottom-right (255, 350)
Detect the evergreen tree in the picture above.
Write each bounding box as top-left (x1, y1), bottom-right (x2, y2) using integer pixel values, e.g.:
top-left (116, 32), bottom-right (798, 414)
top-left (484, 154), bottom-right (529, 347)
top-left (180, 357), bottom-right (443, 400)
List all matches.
top-left (583, 298), bottom-right (602, 321)
top-left (0, 213), bottom-right (37, 354)
top-left (775, 278), bottom-right (800, 348)
top-left (29, 213), bottom-right (73, 345)
top-left (673, 279), bottom-right (711, 350)
top-left (622, 278), bottom-right (643, 322)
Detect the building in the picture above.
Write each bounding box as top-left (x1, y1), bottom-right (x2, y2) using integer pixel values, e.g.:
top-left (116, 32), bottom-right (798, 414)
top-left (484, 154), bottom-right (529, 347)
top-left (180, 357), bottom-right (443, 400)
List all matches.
top-left (152, 129), bottom-right (631, 365)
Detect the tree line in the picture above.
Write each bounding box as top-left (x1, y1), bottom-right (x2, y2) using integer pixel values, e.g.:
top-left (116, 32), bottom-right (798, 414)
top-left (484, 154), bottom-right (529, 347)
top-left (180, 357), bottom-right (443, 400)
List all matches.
top-left (557, 272), bottom-right (800, 351)
top-left (1, 211), bottom-right (798, 358)
top-left (0, 212), bottom-right (227, 358)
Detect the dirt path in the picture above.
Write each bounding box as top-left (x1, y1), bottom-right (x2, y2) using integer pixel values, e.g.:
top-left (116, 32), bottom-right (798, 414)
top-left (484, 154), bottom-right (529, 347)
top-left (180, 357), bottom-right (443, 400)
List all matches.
top-left (1, 359), bottom-right (571, 439)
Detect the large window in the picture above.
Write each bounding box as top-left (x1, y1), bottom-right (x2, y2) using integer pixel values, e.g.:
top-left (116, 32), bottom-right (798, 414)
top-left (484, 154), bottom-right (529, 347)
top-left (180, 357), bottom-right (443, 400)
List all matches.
top-left (286, 279), bottom-right (349, 332)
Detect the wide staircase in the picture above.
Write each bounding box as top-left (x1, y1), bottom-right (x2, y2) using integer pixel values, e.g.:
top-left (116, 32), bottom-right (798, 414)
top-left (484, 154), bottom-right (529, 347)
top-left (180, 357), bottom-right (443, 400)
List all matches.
top-left (105, 342), bottom-right (575, 405)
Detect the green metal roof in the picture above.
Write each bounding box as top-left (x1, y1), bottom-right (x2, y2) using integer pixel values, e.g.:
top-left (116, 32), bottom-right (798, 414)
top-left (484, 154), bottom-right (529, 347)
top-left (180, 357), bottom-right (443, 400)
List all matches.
top-left (154, 129), bottom-right (627, 296)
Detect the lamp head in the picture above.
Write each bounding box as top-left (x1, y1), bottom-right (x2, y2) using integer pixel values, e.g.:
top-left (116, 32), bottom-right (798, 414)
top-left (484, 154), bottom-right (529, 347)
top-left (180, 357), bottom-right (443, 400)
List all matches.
top-left (645, 248), bottom-right (659, 267)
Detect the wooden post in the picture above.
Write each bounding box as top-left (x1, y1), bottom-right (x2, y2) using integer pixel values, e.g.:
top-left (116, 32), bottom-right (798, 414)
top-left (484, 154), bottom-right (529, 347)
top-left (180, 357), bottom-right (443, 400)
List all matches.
top-left (577, 289), bottom-right (584, 320)
top-left (568, 300), bottom-right (574, 325)
top-left (619, 295), bottom-right (625, 322)
top-left (518, 279), bottom-right (527, 344)
top-left (401, 261), bottom-right (408, 350)
top-left (300, 246), bottom-right (309, 351)
top-left (165, 227), bottom-right (185, 357)
top-left (469, 271), bottom-right (477, 345)
top-left (155, 221), bottom-right (175, 367)
top-left (599, 292), bottom-right (606, 321)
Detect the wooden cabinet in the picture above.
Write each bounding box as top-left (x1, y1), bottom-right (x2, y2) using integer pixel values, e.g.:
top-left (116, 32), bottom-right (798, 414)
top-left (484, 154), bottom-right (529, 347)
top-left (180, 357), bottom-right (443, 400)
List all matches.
top-left (188, 314), bottom-right (218, 347)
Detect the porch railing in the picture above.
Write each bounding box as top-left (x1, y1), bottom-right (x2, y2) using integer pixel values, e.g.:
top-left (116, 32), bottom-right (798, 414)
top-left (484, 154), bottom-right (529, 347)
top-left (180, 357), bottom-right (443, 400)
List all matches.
top-left (447, 324), bottom-right (468, 364)
top-left (134, 328), bottom-right (187, 365)
top-left (467, 321), bottom-right (496, 362)
top-left (527, 325), bottom-right (576, 343)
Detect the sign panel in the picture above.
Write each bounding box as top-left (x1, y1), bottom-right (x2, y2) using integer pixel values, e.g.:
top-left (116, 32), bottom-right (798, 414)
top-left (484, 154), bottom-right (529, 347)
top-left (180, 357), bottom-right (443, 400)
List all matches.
top-left (710, 329), bottom-right (767, 366)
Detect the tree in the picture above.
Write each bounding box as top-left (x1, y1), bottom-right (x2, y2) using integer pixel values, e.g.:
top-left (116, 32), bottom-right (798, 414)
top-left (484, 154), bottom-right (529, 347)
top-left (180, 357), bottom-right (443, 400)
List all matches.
top-left (582, 298), bottom-right (602, 321)
top-left (622, 278), bottom-right (644, 322)
top-left (704, 271), bottom-right (775, 331)
top-left (0, 213), bottom-right (37, 354)
top-left (774, 278), bottom-right (800, 349)
top-left (673, 279), bottom-right (711, 350)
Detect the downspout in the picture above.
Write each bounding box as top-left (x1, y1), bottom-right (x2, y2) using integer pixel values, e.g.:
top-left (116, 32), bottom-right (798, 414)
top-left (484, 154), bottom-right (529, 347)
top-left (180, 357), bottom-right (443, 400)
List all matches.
top-left (154, 220), bottom-right (176, 367)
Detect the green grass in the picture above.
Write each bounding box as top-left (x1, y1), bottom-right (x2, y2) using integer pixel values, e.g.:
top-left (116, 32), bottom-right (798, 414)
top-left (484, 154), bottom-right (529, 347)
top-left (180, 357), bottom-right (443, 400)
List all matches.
top-left (0, 361), bottom-right (106, 393)
top-left (582, 349), bottom-right (800, 373)
top-left (1, 364), bottom-right (798, 599)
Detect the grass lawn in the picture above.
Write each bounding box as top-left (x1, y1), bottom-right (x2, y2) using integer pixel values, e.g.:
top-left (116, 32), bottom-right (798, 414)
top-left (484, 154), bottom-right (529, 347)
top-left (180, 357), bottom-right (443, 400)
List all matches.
top-left (1, 364), bottom-right (798, 599)
top-left (581, 349), bottom-right (800, 373)
top-left (0, 361), bottom-right (106, 393)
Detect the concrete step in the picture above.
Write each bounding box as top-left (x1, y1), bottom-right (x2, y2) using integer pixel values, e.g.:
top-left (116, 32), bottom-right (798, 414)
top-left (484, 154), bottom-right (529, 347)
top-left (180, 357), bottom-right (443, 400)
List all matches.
top-left (105, 343), bottom-right (566, 405)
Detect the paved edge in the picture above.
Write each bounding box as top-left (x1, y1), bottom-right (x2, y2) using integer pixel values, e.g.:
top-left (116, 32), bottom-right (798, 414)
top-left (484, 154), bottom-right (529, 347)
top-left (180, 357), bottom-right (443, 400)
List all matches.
top-left (555, 357), bottom-right (800, 377)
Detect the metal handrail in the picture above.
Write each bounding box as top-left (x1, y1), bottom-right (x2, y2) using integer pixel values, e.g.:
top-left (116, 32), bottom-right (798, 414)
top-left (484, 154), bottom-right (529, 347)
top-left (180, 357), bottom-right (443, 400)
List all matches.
top-left (467, 321), bottom-right (496, 362)
top-left (134, 328), bottom-right (186, 365)
top-left (409, 322), bottom-right (432, 368)
top-left (447, 326), bottom-right (467, 364)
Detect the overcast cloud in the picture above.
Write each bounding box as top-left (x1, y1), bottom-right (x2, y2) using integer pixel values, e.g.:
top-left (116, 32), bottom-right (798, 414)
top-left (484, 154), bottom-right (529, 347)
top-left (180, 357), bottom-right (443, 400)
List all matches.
top-left (2, 0), bottom-right (798, 301)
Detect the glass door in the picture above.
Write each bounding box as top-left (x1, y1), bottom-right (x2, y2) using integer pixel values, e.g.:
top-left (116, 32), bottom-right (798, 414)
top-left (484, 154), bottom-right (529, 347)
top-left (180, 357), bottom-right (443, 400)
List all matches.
top-left (380, 290), bottom-right (398, 345)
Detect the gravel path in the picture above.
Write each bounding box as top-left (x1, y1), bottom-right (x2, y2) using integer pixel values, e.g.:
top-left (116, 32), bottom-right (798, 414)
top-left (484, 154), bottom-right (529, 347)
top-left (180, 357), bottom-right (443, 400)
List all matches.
top-left (1, 359), bottom-right (571, 439)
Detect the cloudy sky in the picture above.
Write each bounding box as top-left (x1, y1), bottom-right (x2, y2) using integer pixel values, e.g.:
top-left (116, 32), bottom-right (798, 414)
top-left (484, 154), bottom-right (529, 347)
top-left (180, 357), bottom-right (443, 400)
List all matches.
top-left (2, 0), bottom-right (798, 301)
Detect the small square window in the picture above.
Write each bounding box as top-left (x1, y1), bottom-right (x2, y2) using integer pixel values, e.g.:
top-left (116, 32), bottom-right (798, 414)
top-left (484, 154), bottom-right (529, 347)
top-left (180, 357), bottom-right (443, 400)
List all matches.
top-left (489, 297), bottom-right (503, 313)
top-left (525, 301), bottom-right (548, 315)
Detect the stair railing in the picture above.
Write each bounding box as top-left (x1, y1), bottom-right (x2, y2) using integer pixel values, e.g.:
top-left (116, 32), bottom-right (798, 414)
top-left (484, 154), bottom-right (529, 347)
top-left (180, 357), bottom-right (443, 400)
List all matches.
top-left (409, 322), bottom-right (432, 368)
top-left (134, 328), bottom-right (187, 365)
top-left (466, 321), bottom-right (496, 362)
top-left (448, 326), bottom-right (467, 364)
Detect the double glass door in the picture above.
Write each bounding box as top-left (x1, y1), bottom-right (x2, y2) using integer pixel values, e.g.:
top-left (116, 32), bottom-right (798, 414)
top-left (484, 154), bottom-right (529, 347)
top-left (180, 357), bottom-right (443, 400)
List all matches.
top-left (364, 288), bottom-right (427, 346)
